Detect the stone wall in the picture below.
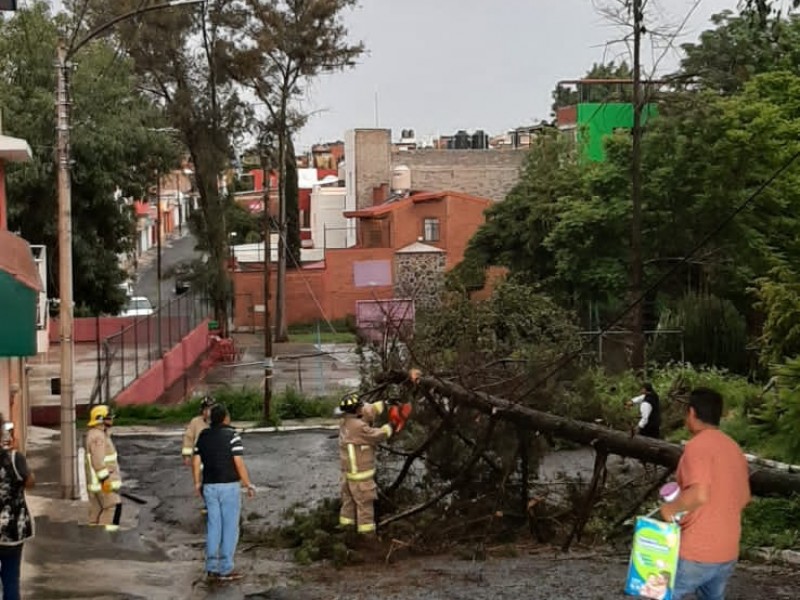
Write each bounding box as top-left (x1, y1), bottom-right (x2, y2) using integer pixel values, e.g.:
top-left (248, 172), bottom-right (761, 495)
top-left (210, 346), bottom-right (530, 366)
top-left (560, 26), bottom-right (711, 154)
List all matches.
top-left (394, 251), bottom-right (446, 312)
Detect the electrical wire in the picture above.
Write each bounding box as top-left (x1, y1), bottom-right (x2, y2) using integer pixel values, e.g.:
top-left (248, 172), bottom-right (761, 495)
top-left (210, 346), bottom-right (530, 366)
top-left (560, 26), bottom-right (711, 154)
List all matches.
top-left (514, 145), bottom-right (800, 401)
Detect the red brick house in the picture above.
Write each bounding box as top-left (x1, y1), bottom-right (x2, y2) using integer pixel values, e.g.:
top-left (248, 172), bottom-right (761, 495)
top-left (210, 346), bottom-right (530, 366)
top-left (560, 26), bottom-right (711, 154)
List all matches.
top-left (231, 190), bottom-right (494, 329)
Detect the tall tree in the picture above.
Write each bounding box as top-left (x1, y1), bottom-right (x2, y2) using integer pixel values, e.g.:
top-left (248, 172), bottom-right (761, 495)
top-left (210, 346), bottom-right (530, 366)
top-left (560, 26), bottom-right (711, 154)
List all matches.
top-left (75, 0), bottom-right (251, 330)
top-left (0, 2), bottom-right (178, 314)
top-left (678, 11), bottom-right (800, 94)
top-left (233, 0), bottom-right (363, 340)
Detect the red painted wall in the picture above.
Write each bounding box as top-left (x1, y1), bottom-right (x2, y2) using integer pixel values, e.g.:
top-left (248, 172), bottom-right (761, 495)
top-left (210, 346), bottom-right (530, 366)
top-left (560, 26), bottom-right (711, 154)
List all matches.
top-left (49, 317), bottom-right (139, 344)
top-left (114, 318), bottom-right (210, 406)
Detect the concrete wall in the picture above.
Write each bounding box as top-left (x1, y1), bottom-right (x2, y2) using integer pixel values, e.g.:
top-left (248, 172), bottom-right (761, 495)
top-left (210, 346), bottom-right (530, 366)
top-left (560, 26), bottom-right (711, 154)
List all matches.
top-left (391, 149), bottom-right (527, 202)
top-left (346, 129), bottom-right (392, 209)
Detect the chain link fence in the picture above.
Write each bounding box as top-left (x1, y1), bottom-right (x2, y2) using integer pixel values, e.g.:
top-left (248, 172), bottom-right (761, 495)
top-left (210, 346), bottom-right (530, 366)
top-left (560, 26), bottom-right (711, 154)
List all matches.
top-left (93, 292), bottom-right (212, 404)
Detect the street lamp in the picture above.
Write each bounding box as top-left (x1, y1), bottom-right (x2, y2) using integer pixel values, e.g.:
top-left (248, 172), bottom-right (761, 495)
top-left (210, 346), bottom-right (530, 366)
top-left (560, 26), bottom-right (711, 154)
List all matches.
top-left (56, 0), bottom-right (206, 500)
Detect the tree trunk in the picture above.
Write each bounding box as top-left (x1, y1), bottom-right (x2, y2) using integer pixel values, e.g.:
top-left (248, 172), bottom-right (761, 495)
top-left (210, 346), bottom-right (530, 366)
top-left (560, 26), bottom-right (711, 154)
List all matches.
top-left (380, 371), bottom-right (800, 498)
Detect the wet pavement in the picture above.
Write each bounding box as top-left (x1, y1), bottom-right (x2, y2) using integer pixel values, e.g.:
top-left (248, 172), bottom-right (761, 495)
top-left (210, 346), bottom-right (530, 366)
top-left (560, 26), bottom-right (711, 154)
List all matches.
top-left (19, 426), bottom-right (800, 599)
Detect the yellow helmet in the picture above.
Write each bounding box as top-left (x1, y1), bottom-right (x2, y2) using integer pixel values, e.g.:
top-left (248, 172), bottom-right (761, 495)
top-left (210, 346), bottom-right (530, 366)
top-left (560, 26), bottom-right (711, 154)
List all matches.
top-left (88, 405), bottom-right (114, 427)
top-left (339, 392), bottom-right (362, 414)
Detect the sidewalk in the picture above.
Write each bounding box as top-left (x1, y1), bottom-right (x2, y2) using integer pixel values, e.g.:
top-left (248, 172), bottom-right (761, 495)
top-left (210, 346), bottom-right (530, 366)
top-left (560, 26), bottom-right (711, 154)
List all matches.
top-left (21, 427), bottom-right (201, 599)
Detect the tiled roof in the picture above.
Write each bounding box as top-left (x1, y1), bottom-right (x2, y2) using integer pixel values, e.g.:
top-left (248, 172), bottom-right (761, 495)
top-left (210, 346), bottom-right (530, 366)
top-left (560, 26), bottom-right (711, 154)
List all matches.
top-left (344, 190), bottom-right (491, 219)
top-left (0, 231), bottom-right (43, 291)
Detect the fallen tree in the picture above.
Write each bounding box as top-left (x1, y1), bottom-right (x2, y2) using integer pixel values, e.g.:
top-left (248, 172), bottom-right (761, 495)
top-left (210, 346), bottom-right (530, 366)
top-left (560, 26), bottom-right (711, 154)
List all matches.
top-left (380, 370), bottom-right (800, 498)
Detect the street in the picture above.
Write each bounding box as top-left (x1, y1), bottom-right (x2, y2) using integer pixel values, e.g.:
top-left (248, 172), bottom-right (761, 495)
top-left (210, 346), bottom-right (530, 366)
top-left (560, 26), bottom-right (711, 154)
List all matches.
top-left (19, 428), bottom-right (800, 599)
top-left (135, 233), bottom-right (202, 309)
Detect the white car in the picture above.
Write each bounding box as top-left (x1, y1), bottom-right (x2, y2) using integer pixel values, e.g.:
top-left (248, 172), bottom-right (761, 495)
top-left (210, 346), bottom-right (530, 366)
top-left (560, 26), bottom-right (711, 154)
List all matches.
top-left (120, 296), bottom-right (154, 317)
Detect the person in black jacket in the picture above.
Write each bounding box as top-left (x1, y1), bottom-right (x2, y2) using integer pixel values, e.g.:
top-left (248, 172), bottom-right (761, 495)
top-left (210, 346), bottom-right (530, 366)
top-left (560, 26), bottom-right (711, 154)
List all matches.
top-left (0, 417), bottom-right (35, 600)
top-left (626, 382), bottom-right (662, 439)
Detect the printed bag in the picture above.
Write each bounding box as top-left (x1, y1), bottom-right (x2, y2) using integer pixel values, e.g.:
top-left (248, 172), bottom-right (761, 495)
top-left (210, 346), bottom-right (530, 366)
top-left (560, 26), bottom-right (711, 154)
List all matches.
top-left (624, 516), bottom-right (680, 600)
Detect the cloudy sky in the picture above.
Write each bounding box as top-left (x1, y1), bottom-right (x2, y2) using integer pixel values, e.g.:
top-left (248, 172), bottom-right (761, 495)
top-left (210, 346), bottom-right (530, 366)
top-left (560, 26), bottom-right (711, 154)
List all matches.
top-left (295, 0), bottom-right (745, 150)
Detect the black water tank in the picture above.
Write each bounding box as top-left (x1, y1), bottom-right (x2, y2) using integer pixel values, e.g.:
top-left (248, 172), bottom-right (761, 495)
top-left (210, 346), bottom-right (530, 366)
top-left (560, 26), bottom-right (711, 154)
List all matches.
top-left (454, 130), bottom-right (470, 149)
top-left (472, 130), bottom-right (488, 150)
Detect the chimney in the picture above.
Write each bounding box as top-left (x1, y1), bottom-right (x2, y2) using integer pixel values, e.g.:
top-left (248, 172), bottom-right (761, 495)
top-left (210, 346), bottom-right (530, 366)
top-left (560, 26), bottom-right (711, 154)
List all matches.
top-left (372, 183), bottom-right (390, 205)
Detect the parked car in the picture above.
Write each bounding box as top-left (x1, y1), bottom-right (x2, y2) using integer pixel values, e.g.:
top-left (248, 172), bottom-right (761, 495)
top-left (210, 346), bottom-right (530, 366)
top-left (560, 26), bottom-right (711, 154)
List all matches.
top-left (120, 296), bottom-right (154, 317)
top-left (174, 263), bottom-right (191, 295)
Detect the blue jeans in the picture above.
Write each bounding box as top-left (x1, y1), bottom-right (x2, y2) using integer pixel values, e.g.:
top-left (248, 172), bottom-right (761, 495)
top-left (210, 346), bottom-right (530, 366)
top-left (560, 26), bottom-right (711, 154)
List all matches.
top-left (672, 558), bottom-right (736, 600)
top-left (0, 544), bottom-right (23, 600)
top-left (202, 482), bottom-right (241, 575)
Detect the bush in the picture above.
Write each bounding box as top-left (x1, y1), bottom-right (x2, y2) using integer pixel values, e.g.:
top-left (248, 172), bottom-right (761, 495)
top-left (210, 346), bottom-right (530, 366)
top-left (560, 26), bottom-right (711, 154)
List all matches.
top-left (741, 496), bottom-right (800, 550)
top-left (277, 387), bottom-right (337, 421)
top-left (650, 293), bottom-right (749, 373)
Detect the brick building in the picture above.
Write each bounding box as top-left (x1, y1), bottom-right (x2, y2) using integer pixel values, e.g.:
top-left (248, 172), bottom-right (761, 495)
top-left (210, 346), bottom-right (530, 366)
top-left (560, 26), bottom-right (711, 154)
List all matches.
top-left (231, 190), bottom-right (494, 329)
top-left (342, 128), bottom-right (527, 210)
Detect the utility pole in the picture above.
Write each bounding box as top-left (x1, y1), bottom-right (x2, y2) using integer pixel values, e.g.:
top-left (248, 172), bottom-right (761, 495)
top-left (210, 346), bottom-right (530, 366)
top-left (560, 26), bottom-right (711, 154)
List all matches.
top-left (56, 40), bottom-right (78, 500)
top-left (156, 169), bottom-right (163, 356)
top-left (54, 0), bottom-right (205, 501)
top-left (261, 153), bottom-right (273, 422)
top-left (630, 0), bottom-right (646, 370)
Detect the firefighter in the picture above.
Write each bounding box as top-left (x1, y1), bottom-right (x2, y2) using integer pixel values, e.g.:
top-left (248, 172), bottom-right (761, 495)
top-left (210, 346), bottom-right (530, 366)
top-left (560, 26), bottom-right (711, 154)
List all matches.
top-left (182, 396), bottom-right (215, 465)
top-left (338, 392), bottom-right (413, 540)
top-left (338, 393), bottom-right (392, 539)
top-left (85, 405), bottom-right (122, 531)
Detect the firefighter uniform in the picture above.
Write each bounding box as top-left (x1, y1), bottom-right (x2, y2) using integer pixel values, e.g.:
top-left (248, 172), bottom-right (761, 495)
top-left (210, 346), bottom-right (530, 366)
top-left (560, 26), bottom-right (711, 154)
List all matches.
top-left (85, 405), bottom-right (122, 531)
top-left (338, 396), bottom-right (392, 534)
top-left (182, 415), bottom-right (209, 459)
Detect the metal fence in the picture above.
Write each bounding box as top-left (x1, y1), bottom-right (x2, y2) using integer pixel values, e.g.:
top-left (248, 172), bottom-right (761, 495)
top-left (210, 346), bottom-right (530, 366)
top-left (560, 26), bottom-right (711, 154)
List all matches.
top-left (92, 291), bottom-right (213, 404)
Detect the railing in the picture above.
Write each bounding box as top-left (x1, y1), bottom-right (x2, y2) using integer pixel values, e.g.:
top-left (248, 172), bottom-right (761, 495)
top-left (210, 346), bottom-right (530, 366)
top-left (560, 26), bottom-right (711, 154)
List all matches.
top-left (91, 291), bottom-right (213, 404)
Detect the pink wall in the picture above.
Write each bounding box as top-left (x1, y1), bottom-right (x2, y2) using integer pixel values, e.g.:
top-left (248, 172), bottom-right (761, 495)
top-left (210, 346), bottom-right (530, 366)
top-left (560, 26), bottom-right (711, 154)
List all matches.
top-left (115, 319), bottom-right (210, 406)
top-left (49, 317), bottom-right (139, 344)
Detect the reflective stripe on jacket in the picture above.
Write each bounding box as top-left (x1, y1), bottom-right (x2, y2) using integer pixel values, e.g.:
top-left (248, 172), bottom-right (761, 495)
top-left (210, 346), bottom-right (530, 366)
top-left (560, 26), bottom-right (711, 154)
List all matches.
top-left (85, 426), bottom-right (122, 494)
top-left (338, 414), bottom-right (391, 481)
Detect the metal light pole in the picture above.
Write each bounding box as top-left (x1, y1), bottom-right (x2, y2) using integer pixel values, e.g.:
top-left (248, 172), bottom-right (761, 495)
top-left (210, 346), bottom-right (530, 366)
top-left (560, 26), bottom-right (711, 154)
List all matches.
top-left (56, 0), bottom-right (206, 500)
top-left (156, 169), bottom-right (163, 356)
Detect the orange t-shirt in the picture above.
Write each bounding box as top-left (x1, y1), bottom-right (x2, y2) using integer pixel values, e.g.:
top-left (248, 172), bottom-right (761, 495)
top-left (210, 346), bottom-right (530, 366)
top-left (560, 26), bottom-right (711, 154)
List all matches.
top-left (676, 428), bottom-right (751, 563)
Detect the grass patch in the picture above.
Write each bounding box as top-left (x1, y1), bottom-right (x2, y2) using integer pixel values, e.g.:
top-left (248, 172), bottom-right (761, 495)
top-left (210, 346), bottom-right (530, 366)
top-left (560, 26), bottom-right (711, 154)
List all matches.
top-left (277, 387), bottom-right (337, 421)
top-left (288, 331), bottom-right (356, 344)
top-left (110, 386), bottom-right (336, 427)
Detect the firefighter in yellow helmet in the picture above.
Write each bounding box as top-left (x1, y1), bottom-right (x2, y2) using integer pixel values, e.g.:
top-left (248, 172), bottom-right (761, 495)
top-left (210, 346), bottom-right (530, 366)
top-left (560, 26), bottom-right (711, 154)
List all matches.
top-left (85, 405), bottom-right (122, 531)
top-left (338, 392), bottom-right (392, 539)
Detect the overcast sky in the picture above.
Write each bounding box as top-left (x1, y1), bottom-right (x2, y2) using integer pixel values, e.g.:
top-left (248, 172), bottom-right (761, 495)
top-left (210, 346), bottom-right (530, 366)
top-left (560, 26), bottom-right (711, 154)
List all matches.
top-left (295, 0), bottom-right (745, 151)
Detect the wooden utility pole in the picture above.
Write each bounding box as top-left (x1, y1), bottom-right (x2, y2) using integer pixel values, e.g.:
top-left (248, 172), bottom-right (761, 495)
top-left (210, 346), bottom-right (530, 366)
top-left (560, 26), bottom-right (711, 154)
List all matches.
top-left (54, 0), bottom-right (206, 501)
top-left (274, 124), bottom-right (288, 342)
top-left (56, 40), bottom-right (78, 499)
top-left (261, 154), bottom-right (273, 422)
top-left (630, 0), bottom-right (646, 370)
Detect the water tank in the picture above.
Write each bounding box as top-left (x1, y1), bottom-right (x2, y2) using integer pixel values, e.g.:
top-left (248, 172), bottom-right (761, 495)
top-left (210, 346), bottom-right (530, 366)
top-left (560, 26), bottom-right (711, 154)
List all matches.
top-left (391, 165), bottom-right (411, 192)
top-left (472, 130), bottom-right (488, 150)
top-left (454, 130), bottom-right (470, 149)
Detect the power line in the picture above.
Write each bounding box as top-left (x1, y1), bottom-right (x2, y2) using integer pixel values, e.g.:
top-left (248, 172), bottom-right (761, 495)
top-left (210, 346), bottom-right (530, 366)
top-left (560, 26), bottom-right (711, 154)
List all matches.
top-left (514, 145), bottom-right (800, 401)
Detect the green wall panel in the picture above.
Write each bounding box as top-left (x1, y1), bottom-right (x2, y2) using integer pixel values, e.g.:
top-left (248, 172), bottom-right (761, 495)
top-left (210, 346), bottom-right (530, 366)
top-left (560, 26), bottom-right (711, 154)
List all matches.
top-left (0, 271), bottom-right (37, 356)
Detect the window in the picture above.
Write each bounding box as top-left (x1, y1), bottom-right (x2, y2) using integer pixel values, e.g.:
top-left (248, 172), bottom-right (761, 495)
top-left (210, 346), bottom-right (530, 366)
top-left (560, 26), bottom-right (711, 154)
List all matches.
top-left (423, 218), bottom-right (440, 242)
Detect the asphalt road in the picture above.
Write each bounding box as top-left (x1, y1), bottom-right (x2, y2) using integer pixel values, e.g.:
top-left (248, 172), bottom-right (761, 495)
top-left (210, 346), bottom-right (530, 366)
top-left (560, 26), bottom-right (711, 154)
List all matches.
top-left (135, 233), bottom-right (202, 309)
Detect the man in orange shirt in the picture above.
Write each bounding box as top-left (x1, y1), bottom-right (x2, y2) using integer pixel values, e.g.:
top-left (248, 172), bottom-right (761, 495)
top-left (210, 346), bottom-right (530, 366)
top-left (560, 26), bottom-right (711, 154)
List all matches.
top-left (660, 387), bottom-right (751, 600)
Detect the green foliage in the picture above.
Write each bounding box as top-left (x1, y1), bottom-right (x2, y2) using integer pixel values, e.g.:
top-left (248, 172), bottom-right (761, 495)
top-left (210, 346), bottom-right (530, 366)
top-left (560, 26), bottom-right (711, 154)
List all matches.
top-left (0, 2), bottom-right (180, 314)
top-left (269, 499), bottom-right (351, 568)
top-left (414, 280), bottom-right (580, 375)
top-left (650, 293), bottom-right (749, 374)
top-left (741, 496), bottom-right (800, 550)
top-left (751, 357), bottom-right (800, 462)
top-left (679, 11), bottom-right (800, 94)
top-left (276, 387), bottom-right (337, 421)
top-left (111, 386), bottom-right (338, 426)
top-left (752, 267), bottom-right (800, 365)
